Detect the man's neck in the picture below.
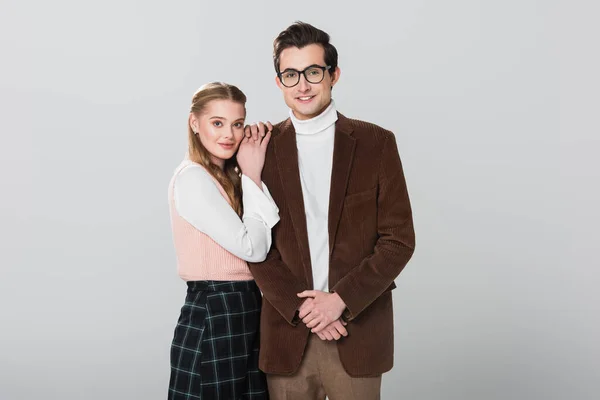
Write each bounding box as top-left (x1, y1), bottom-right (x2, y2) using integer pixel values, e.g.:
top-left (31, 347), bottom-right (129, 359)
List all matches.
top-left (291, 100), bottom-right (332, 121)
top-left (290, 100), bottom-right (338, 135)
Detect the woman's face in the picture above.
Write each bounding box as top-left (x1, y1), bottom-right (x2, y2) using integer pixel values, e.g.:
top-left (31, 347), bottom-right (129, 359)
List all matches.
top-left (190, 99), bottom-right (246, 168)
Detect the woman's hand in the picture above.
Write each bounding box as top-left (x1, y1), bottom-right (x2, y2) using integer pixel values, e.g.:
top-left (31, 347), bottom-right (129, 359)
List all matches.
top-left (237, 121), bottom-right (273, 187)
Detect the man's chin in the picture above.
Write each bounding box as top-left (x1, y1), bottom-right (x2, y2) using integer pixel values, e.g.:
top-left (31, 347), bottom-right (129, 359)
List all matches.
top-left (293, 106), bottom-right (320, 120)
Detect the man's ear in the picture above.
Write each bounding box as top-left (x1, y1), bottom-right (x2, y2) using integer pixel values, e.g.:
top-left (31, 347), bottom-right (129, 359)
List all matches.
top-left (330, 67), bottom-right (341, 88)
top-left (275, 74), bottom-right (283, 90)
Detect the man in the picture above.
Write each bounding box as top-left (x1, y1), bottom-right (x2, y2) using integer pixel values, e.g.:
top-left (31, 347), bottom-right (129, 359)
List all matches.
top-left (248, 21), bottom-right (415, 399)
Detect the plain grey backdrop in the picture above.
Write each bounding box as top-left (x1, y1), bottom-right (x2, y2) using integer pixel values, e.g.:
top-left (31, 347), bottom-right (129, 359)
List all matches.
top-left (1, 0), bottom-right (596, 399)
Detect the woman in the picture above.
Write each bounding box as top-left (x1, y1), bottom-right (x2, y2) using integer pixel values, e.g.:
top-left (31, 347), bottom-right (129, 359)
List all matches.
top-left (167, 82), bottom-right (276, 399)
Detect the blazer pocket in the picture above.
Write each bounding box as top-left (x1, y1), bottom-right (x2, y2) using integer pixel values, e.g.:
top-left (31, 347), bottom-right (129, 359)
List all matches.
top-left (343, 186), bottom-right (377, 207)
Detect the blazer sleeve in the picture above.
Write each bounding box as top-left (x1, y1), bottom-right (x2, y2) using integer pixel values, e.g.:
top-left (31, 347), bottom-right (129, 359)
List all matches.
top-left (247, 139), bottom-right (309, 326)
top-left (249, 244), bottom-right (309, 326)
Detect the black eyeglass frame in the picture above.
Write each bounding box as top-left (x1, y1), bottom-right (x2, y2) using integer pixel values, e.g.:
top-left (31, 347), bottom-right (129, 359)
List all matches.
top-left (277, 64), bottom-right (332, 87)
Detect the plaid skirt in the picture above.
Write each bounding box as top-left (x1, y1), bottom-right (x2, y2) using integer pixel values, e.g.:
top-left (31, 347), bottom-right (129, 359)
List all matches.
top-left (168, 280), bottom-right (268, 400)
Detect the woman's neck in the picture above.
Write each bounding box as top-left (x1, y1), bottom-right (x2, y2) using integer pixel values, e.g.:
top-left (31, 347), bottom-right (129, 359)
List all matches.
top-left (211, 155), bottom-right (225, 170)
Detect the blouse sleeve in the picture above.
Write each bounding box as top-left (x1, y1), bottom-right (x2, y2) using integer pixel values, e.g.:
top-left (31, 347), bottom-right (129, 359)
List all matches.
top-left (173, 164), bottom-right (279, 262)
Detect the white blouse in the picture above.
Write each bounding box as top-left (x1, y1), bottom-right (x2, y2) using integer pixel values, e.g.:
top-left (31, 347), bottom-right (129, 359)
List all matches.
top-left (173, 163), bottom-right (279, 262)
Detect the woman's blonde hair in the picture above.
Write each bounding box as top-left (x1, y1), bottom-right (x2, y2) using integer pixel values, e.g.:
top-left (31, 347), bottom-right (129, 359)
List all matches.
top-left (188, 82), bottom-right (247, 215)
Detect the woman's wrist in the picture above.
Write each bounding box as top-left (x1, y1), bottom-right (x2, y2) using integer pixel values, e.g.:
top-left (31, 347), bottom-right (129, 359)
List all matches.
top-left (243, 172), bottom-right (262, 188)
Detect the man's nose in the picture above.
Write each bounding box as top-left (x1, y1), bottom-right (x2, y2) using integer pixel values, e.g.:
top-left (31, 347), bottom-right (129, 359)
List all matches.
top-left (297, 73), bottom-right (311, 92)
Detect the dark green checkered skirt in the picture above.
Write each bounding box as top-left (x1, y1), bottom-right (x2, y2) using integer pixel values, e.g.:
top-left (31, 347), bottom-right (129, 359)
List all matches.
top-left (168, 280), bottom-right (268, 399)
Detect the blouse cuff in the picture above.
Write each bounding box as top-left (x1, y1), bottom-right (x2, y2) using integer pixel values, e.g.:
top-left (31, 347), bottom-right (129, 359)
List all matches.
top-left (241, 174), bottom-right (280, 228)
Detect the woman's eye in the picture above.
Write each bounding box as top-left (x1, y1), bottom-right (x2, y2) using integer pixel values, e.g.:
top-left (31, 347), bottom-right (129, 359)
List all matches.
top-left (213, 121), bottom-right (223, 127)
top-left (233, 122), bottom-right (243, 128)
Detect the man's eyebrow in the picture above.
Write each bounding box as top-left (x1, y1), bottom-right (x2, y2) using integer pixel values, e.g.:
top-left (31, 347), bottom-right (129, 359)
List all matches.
top-left (281, 64), bottom-right (320, 72)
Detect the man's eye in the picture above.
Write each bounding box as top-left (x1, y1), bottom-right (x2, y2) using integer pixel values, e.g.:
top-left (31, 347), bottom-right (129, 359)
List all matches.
top-left (285, 72), bottom-right (298, 79)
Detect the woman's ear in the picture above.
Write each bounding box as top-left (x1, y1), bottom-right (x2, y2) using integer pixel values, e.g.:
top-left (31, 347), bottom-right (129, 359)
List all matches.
top-left (189, 114), bottom-right (198, 134)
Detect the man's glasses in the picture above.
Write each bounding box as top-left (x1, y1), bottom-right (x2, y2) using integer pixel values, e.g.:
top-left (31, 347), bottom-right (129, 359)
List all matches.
top-left (277, 65), bottom-right (332, 88)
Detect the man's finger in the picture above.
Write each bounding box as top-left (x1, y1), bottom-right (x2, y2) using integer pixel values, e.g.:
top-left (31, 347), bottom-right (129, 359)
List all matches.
top-left (311, 320), bottom-right (328, 333)
top-left (331, 329), bottom-right (341, 340)
top-left (298, 308), bottom-right (312, 320)
top-left (305, 312), bottom-right (322, 328)
top-left (302, 311), bottom-right (318, 325)
top-left (297, 290), bottom-right (317, 298)
top-left (298, 302), bottom-right (314, 319)
top-left (334, 321), bottom-right (348, 337)
top-left (301, 312), bottom-right (316, 325)
top-left (298, 299), bottom-right (311, 314)
top-left (304, 313), bottom-right (321, 328)
top-left (298, 298), bottom-right (313, 314)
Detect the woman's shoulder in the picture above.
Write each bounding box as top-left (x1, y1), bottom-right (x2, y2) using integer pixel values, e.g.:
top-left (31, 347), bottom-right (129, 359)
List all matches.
top-left (172, 159), bottom-right (215, 187)
top-left (175, 159), bottom-right (207, 174)
top-left (172, 160), bottom-right (229, 204)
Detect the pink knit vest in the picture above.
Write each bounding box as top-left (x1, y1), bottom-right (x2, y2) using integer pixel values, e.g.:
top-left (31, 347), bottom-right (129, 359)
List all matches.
top-left (168, 161), bottom-right (253, 281)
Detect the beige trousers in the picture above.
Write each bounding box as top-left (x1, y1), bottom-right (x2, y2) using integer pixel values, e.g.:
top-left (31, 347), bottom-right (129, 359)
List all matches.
top-left (267, 334), bottom-right (382, 400)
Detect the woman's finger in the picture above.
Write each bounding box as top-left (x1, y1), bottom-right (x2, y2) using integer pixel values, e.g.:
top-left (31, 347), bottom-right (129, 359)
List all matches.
top-left (250, 124), bottom-right (259, 141)
top-left (260, 130), bottom-right (272, 149)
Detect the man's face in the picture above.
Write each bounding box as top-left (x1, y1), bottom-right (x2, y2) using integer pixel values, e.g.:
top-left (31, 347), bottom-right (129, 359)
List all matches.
top-left (276, 44), bottom-right (340, 120)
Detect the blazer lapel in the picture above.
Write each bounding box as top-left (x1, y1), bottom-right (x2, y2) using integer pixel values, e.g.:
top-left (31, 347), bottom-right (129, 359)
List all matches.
top-left (273, 119), bottom-right (313, 287)
top-left (328, 113), bottom-right (356, 255)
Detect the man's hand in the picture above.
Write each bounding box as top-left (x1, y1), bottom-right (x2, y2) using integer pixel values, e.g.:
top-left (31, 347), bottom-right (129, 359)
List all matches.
top-left (315, 318), bottom-right (348, 341)
top-left (297, 290), bottom-right (347, 333)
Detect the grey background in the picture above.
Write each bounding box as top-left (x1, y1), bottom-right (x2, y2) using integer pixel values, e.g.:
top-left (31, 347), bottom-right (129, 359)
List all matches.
top-left (1, 0), bottom-right (596, 399)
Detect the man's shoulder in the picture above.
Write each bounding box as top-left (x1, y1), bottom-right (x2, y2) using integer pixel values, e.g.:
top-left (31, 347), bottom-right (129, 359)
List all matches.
top-left (340, 114), bottom-right (395, 143)
top-left (272, 118), bottom-right (291, 137)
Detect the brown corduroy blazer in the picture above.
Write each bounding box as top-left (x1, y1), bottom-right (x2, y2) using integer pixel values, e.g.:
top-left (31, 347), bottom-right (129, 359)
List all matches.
top-left (248, 112), bottom-right (415, 377)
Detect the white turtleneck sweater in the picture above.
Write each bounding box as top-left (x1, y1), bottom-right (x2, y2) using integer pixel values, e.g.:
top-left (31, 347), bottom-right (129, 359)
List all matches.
top-left (289, 100), bottom-right (338, 292)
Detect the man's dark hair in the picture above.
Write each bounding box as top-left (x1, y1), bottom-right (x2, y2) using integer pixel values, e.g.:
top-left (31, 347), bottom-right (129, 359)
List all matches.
top-left (273, 21), bottom-right (338, 75)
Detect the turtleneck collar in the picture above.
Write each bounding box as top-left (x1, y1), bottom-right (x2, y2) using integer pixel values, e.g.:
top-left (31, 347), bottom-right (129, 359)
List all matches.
top-left (289, 99), bottom-right (338, 135)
